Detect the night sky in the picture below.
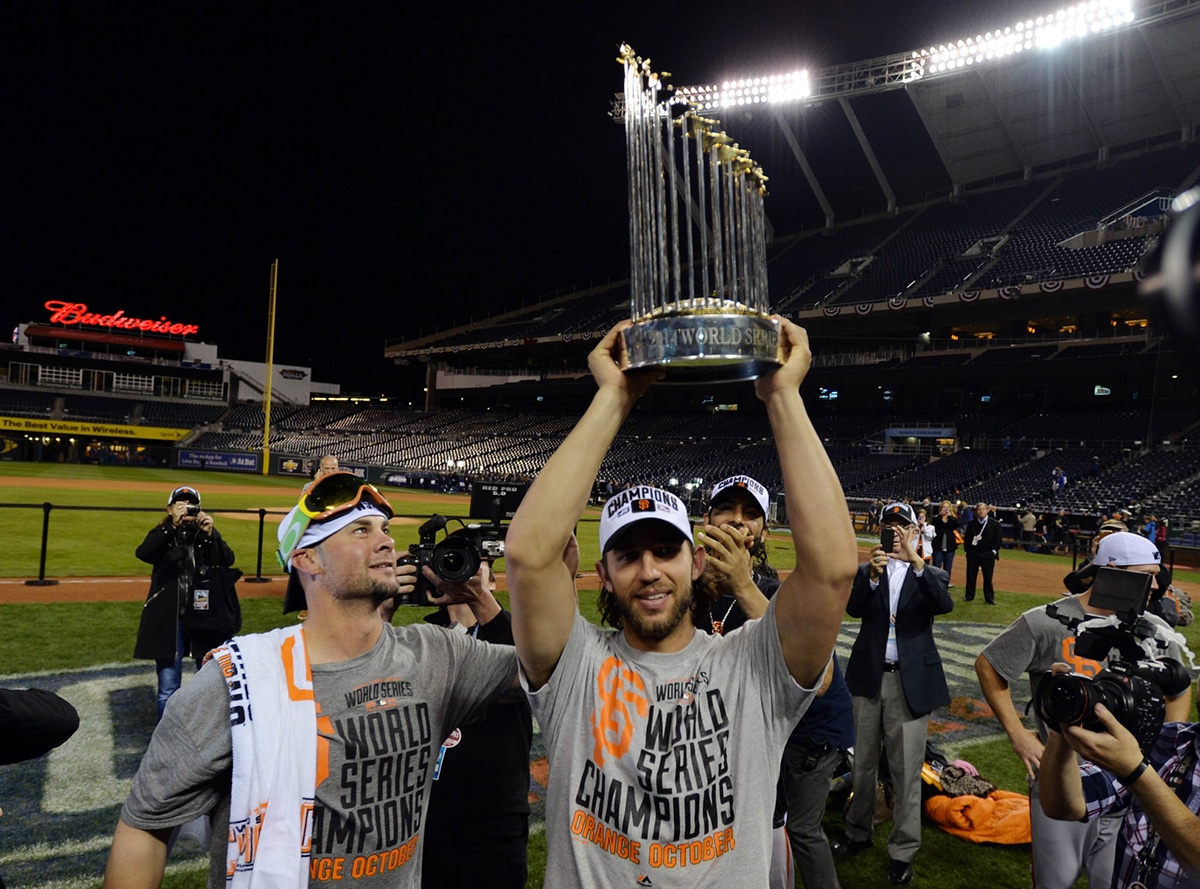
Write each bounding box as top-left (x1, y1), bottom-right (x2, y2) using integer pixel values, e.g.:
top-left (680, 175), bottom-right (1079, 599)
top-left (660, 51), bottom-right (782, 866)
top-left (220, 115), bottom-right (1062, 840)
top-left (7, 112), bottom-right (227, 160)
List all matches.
top-left (9, 2), bottom-right (1044, 398)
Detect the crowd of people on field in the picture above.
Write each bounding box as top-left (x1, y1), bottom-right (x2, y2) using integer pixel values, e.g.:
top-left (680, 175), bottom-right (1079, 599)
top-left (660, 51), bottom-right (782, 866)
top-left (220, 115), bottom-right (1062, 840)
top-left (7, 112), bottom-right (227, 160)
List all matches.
top-left (9, 319), bottom-right (1200, 889)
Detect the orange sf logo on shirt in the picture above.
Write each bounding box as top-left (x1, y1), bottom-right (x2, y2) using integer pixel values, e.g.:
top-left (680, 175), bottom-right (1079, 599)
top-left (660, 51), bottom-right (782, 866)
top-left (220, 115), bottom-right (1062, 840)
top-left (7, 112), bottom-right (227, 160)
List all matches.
top-left (591, 657), bottom-right (649, 767)
top-left (1060, 637), bottom-right (1103, 677)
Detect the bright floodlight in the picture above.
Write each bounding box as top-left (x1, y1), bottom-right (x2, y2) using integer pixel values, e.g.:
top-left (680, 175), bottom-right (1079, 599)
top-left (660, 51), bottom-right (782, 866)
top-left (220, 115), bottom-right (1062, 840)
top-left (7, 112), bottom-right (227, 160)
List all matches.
top-left (921, 0), bottom-right (1135, 74)
top-left (674, 70), bottom-right (810, 111)
top-left (667, 0), bottom-right (1136, 107)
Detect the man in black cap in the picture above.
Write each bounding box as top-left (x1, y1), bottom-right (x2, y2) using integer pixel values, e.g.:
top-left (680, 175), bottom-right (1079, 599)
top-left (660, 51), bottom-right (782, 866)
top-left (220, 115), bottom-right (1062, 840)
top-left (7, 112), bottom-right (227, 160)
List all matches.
top-left (833, 501), bottom-right (952, 886)
top-left (134, 484), bottom-right (236, 721)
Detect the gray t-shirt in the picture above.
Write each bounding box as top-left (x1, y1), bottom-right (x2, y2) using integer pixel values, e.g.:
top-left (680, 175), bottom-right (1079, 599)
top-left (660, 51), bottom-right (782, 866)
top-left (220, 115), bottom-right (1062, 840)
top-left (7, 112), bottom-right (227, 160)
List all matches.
top-left (980, 596), bottom-right (1187, 741)
top-left (121, 623), bottom-right (517, 888)
top-left (524, 596), bottom-right (816, 889)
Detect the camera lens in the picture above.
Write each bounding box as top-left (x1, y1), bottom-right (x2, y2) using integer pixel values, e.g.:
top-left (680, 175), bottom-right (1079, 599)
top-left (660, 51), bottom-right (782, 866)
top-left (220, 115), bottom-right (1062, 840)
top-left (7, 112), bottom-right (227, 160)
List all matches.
top-left (432, 539), bottom-right (480, 583)
top-left (1084, 680), bottom-right (1129, 732)
top-left (1038, 674), bottom-right (1090, 727)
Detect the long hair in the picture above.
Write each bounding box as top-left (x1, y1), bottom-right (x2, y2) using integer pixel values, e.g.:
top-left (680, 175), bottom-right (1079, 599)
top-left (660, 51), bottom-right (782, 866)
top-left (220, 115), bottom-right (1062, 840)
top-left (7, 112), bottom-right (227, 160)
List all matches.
top-left (596, 546), bottom-right (717, 632)
top-left (750, 535), bottom-right (777, 580)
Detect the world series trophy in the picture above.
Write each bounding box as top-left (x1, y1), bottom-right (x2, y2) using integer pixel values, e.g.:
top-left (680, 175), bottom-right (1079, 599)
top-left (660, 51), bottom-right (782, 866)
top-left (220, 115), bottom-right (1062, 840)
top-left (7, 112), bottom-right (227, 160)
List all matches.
top-left (617, 44), bottom-right (782, 382)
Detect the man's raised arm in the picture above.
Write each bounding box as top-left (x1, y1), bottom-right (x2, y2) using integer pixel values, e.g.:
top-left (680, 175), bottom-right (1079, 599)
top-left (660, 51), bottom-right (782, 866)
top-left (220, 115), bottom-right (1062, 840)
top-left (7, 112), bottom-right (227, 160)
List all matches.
top-left (505, 322), bottom-right (659, 689)
top-left (759, 319), bottom-right (858, 687)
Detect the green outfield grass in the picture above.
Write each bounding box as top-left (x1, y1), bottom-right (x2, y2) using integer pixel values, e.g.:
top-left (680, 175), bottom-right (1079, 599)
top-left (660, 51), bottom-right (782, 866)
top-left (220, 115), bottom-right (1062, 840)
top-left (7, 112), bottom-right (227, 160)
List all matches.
top-left (1, 461), bottom-right (1195, 888)
top-left (0, 462), bottom-right (611, 579)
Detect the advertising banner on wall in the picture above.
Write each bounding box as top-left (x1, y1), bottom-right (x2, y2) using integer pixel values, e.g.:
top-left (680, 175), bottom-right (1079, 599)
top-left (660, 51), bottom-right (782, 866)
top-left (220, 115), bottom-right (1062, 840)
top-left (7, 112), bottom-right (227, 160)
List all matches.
top-left (177, 450), bottom-right (260, 472)
top-left (273, 454), bottom-right (367, 479)
top-left (0, 416), bottom-right (191, 441)
top-left (275, 455), bottom-right (313, 477)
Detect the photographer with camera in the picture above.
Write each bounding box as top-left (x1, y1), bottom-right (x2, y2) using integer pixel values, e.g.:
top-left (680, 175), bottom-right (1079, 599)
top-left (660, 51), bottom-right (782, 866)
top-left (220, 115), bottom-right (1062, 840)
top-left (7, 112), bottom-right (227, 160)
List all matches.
top-left (134, 485), bottom-right (236, 721)
top-left (1037, 535), bottom-right (1199, 889)
top-left (416, 528), bottom-right (534, 889)
top-left (833, 502), bottom-right (953, 886)
top-left (1040, 694), bottom-right (1200, 889)
top-left (976, 530), bottom-right (1191, 889)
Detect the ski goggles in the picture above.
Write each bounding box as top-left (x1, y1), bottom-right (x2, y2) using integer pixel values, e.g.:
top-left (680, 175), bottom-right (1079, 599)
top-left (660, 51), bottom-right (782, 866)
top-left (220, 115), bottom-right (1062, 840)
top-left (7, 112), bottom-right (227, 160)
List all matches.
top-left (276, 472), bottom-right (393, 571)
top-left (298, 472), bottom-right (391, 520)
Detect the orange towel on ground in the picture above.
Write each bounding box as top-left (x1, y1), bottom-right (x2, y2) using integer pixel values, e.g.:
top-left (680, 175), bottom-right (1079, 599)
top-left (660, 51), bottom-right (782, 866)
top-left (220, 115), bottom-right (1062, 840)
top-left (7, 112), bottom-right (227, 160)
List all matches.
top-left (924, 790), bottom-right (1032, 845)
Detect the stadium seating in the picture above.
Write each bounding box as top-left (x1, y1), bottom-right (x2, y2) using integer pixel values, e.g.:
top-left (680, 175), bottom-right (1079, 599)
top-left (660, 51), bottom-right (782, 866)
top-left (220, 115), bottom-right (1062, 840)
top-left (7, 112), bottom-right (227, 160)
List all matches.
top-left (141, 402), bottom-right (227, 428)
top-left (60, 395), bottom-right (139, 423)
top-left (0, 389), bottom-right (55, 418)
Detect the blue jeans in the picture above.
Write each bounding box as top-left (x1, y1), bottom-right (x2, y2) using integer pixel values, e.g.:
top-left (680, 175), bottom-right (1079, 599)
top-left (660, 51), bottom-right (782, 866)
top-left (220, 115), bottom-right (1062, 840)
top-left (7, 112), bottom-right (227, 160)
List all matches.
top-left (155, 622), bottom-right (198, 721)
top-left (932, 549), bottom-right (956, 577)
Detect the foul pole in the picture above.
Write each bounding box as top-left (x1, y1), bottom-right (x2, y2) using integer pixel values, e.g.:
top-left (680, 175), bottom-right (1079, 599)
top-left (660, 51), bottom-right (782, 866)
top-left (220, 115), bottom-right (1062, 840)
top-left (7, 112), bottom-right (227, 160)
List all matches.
top-left (262, 259), bottom-right (278, 475)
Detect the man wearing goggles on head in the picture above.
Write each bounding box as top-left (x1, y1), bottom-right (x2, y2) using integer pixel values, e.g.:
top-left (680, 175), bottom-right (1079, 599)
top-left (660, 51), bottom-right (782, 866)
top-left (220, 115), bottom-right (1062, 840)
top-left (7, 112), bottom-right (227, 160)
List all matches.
top-left (106, 471), bottom-right (519, 889)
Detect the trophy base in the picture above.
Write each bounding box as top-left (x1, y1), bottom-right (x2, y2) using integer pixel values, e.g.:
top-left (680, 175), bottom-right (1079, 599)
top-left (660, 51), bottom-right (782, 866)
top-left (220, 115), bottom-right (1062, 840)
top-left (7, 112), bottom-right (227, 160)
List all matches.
top-left (619, 313), bottom-right (782, 383)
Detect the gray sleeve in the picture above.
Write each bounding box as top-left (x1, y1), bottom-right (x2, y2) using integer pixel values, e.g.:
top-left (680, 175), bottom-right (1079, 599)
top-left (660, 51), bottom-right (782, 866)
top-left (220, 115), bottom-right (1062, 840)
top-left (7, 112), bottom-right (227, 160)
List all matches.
top-left (979, 618), bottom-right (1037, 686)
top-left (442, 628), bottom-right (519, 732)
top-left (729, 597), bottom-right (818, 736)
top-left (520, 612), bottom-right (596, 743)
top-left (121, 662), bottom-right (232, 830)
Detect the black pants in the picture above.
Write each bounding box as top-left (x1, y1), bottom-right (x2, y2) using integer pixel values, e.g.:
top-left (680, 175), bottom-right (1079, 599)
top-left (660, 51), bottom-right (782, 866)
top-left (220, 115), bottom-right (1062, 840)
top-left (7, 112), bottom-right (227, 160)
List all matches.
top-left (422, 835), bottom-right (527, 889)
top-left (964, 553), bottom-right (996, 603)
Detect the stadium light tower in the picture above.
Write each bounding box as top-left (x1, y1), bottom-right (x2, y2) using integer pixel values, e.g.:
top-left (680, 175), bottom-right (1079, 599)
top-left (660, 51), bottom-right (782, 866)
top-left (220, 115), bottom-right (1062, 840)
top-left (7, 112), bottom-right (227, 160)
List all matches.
top-left (668, 0), bottom-right (1138, 107)
top-left (673, 70), bottom-right (811, 113)
top-left (919, 0), bottom-right (1136, 76)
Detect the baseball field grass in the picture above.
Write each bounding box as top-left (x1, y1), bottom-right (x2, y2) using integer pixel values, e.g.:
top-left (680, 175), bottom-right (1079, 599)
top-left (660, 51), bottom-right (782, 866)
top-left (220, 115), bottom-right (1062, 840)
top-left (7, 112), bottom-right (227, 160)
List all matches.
top-left (1, 461), bottom-right (1196, 888)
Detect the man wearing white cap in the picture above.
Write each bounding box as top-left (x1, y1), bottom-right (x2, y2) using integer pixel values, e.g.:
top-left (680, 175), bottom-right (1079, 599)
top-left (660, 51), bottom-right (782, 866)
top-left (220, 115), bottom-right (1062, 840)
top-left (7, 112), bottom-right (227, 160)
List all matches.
top-left (1037, 531), bottom-right (1198, 889)
top-left (698, 473), bottom-right (853, 889)
top-left (697, 475), bottom-right (775, 636)
top-left (977, 530), bottom-right (1191, 889)
top-left (504, 319), bottom-right (858, 888)
top-left (834, 500), bottom-right (953, 885)
top-left (106, 473), bottom-right (518, 889)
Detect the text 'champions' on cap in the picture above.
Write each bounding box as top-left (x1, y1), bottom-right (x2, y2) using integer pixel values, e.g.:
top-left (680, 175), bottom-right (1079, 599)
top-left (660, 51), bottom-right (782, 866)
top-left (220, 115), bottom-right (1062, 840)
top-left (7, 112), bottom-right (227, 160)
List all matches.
top-left (600, 486), bottom-right (694, 553)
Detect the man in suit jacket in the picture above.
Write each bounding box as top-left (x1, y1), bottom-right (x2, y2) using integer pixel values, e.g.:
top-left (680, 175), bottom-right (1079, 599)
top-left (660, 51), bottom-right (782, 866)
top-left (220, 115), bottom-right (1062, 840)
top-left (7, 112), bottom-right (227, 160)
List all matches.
top-left (833, 501), bottom-right (953, 886)
top-left (963, 501), bottom-right (1003, 604)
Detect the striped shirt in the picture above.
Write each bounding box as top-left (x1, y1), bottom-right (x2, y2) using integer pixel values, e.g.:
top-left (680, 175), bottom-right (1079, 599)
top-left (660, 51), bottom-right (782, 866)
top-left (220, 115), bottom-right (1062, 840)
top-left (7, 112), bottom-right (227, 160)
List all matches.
top-left (1079, 721), bottom-right (1200, 888)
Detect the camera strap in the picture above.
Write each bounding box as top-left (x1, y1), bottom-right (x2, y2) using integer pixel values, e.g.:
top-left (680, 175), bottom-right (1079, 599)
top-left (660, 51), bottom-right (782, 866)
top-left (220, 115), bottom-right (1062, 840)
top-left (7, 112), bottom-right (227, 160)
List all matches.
top-left (1131, 747), bottom-right (1195, 888)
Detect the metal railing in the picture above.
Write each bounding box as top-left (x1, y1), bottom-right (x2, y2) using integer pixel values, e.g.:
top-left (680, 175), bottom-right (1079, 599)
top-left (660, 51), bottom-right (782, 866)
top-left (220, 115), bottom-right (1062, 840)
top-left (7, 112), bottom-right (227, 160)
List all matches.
top-left (4, 503), bottom-right (287, 587)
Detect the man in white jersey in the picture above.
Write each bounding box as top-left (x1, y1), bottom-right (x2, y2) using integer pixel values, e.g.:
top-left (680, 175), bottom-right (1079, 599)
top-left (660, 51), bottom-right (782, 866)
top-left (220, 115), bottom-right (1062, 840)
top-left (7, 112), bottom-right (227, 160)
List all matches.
top-left (504, 318), bottom-right (858, 888)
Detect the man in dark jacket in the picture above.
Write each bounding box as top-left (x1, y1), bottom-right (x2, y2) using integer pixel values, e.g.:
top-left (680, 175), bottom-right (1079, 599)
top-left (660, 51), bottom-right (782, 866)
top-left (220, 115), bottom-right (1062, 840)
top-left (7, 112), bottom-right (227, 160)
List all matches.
top-left (963, 501), bottom-right (1003, 604)
top-left (833, 501), bottom-right (953, 886)
top-left (134, 485), bottom-right (236, 720)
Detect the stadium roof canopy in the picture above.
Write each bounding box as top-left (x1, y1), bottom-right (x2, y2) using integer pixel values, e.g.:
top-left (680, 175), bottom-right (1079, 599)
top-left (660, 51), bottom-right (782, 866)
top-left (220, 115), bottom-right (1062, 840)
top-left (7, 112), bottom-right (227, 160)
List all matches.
top-left (658, 0), bottom-right (1200, 231)
top-left (385, 0), bottom-right (1200, 363)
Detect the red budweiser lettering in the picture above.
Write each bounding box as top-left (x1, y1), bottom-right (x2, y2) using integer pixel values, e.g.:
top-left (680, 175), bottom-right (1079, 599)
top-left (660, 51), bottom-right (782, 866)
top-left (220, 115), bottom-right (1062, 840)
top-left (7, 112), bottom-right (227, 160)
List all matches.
top-left (43, 301), bottom-right (199, 337)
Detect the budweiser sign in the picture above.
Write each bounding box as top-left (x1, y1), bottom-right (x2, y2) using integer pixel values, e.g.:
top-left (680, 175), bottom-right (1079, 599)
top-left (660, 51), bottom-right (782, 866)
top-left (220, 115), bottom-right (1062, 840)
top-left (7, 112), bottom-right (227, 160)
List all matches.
top-left (43, 301), bottom-right (199, 336)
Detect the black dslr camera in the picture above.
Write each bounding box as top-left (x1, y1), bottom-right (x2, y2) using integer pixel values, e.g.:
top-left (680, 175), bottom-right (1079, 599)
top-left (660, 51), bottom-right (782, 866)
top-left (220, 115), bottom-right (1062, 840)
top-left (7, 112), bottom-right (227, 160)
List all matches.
top-left (1034, 567), bottom-right (1190, 751)
top-left (396, 514), bottom-right (506, 606)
